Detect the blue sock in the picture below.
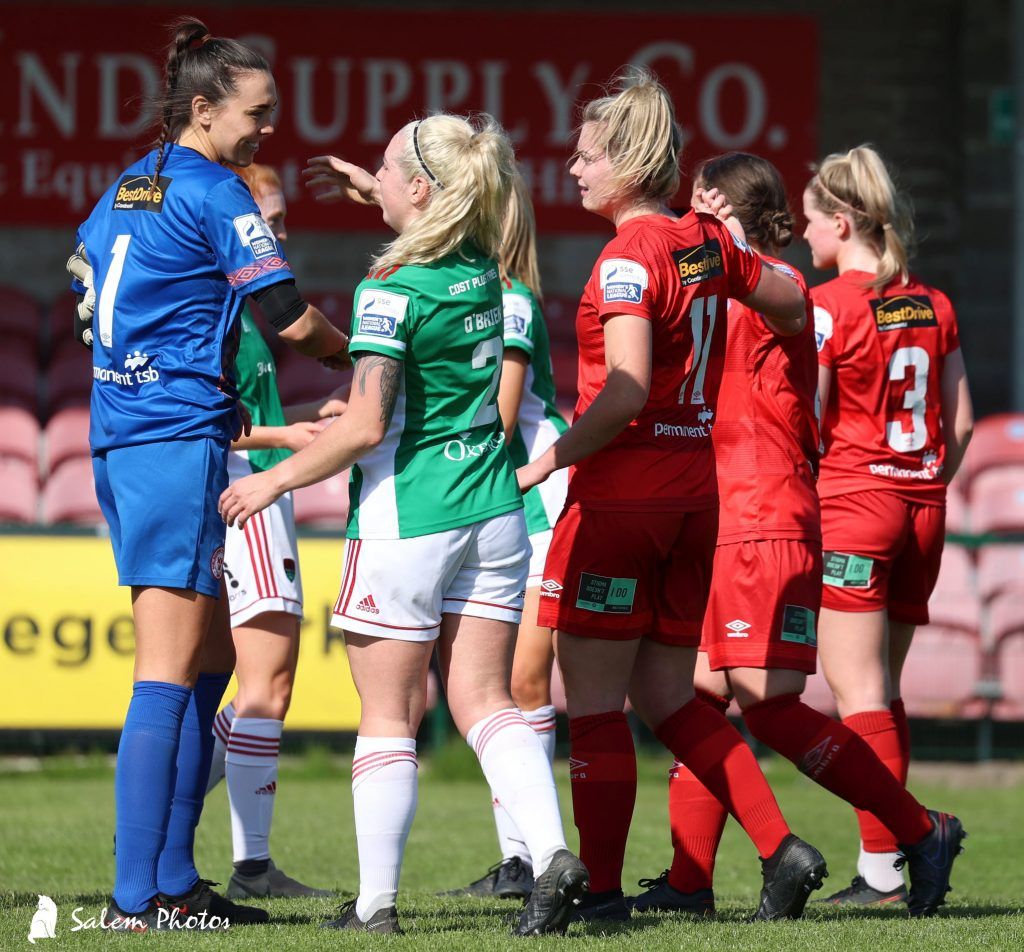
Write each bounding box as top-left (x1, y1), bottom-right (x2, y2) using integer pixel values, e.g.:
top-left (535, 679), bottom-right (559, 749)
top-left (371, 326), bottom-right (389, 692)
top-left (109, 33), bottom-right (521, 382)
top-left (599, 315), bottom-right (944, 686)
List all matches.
top-left (113, 681), bottom-right (191, 913)
top-left (156, 672), bottom-right (232, 896)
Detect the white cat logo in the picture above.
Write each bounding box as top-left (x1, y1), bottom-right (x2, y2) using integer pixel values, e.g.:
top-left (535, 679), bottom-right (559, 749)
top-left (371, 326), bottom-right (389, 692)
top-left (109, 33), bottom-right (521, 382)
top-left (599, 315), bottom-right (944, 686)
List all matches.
top-left (28, 895), bottom-right (57, 943)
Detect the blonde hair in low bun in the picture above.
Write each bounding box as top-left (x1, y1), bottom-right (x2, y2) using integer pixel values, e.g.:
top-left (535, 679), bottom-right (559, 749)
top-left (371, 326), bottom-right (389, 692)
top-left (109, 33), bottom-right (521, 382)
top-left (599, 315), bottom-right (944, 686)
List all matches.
top-left (807, 145), bottom-right (914, 293)
top-left (372, 113), bottom-right (516, 272)
top-left (581, 67), bottom-right (683, 204)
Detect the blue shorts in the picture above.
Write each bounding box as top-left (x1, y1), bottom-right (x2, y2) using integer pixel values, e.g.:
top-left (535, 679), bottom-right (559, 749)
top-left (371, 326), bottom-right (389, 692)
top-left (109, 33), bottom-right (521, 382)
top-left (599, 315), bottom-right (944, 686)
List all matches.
top-left (93, 437), bottom-right (229, 597)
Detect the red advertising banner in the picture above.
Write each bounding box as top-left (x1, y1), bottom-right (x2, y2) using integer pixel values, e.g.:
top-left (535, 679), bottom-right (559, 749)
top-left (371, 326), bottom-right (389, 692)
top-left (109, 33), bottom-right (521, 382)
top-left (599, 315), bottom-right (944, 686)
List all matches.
top-left (0, 7), bottom-right (817, 232)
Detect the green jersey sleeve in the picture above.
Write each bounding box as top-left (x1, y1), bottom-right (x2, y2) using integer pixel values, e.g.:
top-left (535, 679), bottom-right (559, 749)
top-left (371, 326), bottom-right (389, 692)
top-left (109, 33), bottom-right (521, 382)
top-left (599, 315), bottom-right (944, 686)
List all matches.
top-left (503, 289), bottom-right (536, 357)
top-left (349, 283), bottom-right (415, 359)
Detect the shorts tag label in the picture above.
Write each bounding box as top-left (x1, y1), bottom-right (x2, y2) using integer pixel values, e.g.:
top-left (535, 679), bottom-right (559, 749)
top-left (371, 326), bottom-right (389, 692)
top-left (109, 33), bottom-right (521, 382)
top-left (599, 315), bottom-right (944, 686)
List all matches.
top-left (576, 573), bottom-right (637, 614)
top-left (780, 604), bottom-right (817, 645)
top-left (822, 552), bottom-right (874, 588)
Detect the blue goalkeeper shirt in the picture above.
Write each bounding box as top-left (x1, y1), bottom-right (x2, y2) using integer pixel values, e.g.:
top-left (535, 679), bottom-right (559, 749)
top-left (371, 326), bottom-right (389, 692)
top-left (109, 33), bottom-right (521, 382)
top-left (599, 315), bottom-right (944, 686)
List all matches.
top-left (71, 144), bottom-right (294, 453)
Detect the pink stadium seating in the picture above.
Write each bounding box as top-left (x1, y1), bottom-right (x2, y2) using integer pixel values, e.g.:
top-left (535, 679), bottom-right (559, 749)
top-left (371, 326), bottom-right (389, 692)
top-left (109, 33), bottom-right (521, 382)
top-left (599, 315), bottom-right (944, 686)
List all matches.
top-left (0, 338), bottom-right (40, 411)
top-left (292, 470), bottom-right (350, 528)
top-left (45, 341), bottom-right (93, 415)
top-left (962, 413), bottom-right (1024, 487)
top-left (900, 626), bottom-right (982, 718)
top-left (0, 456), bottom-right (38, 523)
top-left (46, 291), bottom-right (78, 359)
top-left (944, 480), bottom-right (968, 534)
top-left (274, 349), bottom-right (348, 406)
top-left (977, 544), bottom-right (1024, 601)
top-left (988, 591), bottom-right (1024, 643)
top-left (994, 632), bottom-right (1024, 720)
top-left (44, 406), bottom-right (91, 474)
top-left (42, 457), bottom-right (103, 525)
top-left (0, 406), bottom-right (40, 466)
top-left (968, 466), bottom-right (1024, 534)
top-left (0, 285), bottom-right (43, 350)
top-left (927, 544), bottom-right (980, 632)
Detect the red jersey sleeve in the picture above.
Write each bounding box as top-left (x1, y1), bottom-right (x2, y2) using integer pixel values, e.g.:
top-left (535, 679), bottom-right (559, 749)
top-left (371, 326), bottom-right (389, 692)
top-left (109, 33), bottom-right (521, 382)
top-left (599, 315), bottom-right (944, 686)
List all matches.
top-left (594, 248), bottom-right (660, 324)
top-left (931, 288), bottom-right (961, 355)
top-left (811, 286), bottom-right (841, 369)
top-left (700, 216), bottom-right (763, 300)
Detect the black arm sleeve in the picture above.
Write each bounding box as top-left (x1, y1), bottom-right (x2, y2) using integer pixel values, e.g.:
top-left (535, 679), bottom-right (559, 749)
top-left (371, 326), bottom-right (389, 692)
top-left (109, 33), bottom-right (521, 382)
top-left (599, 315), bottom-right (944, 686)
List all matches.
top-left (250, 279), bottom-right (307, 331)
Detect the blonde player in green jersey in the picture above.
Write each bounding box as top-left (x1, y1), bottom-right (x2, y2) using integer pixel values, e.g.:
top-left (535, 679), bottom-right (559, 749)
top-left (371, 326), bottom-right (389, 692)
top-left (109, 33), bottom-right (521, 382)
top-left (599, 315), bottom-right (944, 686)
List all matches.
top-left (220, 114), bottom-right (588, 937)
top-left (444, 173), bottom-right (569, 900)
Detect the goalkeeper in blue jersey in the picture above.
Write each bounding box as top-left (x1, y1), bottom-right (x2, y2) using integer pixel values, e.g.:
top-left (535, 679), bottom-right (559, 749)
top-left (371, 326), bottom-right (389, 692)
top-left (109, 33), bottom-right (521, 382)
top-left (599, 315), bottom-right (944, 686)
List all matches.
top-left (67, 17), bottom-right (347, 931)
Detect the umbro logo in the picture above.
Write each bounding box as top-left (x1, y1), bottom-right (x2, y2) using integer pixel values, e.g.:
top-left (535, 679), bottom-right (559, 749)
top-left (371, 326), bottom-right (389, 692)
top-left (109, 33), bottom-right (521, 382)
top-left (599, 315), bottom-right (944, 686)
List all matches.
top-left (569, 756), bottom-right (589, 780)
top-left (254, 781), bottom-right (277, 795)
top-left (540, 579), bottom-right (563, 599)
top-left (356, 594), bottom-right (380, 614)
top-left (725, 619), bottom-right (751, 638)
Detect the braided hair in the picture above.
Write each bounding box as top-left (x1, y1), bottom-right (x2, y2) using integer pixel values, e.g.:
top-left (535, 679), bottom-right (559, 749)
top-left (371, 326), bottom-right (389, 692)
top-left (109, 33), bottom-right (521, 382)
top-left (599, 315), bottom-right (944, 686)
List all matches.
top-left (150, 17), bottom-right (270, 186)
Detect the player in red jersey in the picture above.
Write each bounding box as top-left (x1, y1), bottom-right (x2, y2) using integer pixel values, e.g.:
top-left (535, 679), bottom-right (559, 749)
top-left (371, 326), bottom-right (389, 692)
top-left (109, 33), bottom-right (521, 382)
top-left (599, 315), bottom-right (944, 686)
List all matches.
top-left (516, 71), bottom-right (826, 922)
top-left (630, 152), bottom-right (969, 921)
top-left (805, 146), bottom-right (972, 913)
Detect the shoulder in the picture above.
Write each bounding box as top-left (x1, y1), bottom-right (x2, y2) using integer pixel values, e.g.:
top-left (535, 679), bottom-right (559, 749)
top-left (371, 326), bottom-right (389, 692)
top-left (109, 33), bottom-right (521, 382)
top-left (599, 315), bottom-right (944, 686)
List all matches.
top-left (761, 255), bottom-right (808, 294)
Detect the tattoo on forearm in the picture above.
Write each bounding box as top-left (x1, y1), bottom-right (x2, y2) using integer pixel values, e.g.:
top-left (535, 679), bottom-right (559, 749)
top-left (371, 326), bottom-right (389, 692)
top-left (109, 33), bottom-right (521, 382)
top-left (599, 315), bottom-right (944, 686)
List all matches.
top-left (356, 355), bottom-right (402, 426)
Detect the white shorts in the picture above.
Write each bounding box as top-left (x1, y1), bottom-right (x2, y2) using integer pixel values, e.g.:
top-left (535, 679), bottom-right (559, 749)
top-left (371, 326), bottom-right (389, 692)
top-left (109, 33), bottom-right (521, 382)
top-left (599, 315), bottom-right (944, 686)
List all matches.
top-left (332, 510), bottom-right (530, 641)
top-left (527, 529), bottom-right (553, 586)
top-left (224, 452), bottom-right (303, 626)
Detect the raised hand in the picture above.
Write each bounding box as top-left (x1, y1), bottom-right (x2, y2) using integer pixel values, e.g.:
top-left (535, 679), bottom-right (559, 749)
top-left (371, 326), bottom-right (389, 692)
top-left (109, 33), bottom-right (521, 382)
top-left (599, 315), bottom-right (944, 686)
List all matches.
top-left (303, 156), bottom-right (381, 207)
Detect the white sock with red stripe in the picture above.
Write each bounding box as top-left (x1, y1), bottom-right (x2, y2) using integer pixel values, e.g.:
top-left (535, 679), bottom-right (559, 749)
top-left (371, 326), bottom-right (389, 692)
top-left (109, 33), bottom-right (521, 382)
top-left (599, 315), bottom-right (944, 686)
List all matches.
top-left (225, 717), bottom-right (282, 862)
top-left (491, 705), bottom-right (558, 863)
top-left (205, 701), bottom-right (235, 794)
top-left (468, 708), bottom-right (566, 877)
top-left (352, 736), bottom-right (418, 920)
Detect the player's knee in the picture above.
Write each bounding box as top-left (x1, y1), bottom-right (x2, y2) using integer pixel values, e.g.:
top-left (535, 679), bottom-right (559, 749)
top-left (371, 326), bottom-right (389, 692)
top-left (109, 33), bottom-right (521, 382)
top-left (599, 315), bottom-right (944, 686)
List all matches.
top-left (511, 669), bottom-right (551, 711)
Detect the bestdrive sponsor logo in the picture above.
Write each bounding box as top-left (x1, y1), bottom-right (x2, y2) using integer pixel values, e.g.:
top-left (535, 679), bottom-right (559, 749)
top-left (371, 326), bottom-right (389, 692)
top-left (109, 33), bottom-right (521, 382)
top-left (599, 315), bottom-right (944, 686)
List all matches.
top-left (871, 295), bottom-right (937, 332)
top-left (672, 240), bottom-right (724, 286)
top-left (112, 175), bottom-right (171, 212)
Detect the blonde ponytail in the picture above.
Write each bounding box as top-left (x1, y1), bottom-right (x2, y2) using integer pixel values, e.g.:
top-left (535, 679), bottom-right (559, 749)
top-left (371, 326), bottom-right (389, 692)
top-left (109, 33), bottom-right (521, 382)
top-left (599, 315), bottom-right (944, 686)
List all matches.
top-left (808, 145), bottom-right (914, 293)
top-left (581, 67), bottom-right (683, 204)
top-left (372, 114), bottom-right (515, 273)
top-left (499, 171), bottom-right (542, 299)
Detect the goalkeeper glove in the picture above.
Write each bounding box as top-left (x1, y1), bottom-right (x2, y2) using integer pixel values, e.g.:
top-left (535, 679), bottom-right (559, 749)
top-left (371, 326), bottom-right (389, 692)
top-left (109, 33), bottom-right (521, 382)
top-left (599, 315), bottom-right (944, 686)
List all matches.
top-left (66, 243), bottom-right (96, 349)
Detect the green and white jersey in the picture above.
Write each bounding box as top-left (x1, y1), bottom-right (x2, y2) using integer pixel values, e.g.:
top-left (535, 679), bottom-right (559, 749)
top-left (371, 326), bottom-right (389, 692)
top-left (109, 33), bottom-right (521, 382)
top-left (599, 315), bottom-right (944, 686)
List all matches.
top-left (346, 247), bottom-right (523, 540)
top-left (233, 306), bottom-right (289, 473)
top-left (502, 277), bottom-right (569, 535)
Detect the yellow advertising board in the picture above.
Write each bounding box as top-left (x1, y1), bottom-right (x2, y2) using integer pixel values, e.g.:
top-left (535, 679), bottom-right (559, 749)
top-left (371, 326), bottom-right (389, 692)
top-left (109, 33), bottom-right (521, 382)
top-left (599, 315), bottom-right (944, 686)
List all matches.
top-left (0, 534), bottom-right (361, 729)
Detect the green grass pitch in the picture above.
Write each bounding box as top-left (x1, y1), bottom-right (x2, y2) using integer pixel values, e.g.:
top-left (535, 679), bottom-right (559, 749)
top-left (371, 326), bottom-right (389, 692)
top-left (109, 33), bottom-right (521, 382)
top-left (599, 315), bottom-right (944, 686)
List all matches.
top-left (1, 750), bottom-right (1022, 949)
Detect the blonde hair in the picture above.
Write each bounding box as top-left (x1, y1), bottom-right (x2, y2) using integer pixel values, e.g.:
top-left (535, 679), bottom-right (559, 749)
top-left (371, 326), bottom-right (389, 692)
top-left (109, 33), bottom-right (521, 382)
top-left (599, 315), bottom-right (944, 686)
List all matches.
top-left (807, 145), bottom-right (914, 293)
top-left (580, 67), bottom-right (683, 203)
top-left (230, 162), bottom-right (283, 200)
top-left (499, 171), bottom-right (542, 299)
top-left (372, 113), bottom-right (515, 272)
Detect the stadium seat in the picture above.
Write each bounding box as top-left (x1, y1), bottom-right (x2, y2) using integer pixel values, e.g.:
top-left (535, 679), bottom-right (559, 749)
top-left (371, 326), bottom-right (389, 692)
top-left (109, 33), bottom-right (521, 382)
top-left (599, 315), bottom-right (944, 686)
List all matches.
top-left (292, 469), bottom-right (350, 528)
top-left (961, 413), bottom-right (1024, 487)
top-left (927, 544), bottom-right (980, 632)
top-left (274, 349), bottom-right (347, 406)
top-left (987, 590), bottom-right (1024, 644)
top-left (944, 480), bottom-right (969, 535)
top-left (900, 626), bottom-right (982, 718)
top-left (0, 406), bottom-right (40, 467)
top-left (977, 544), bottom-right (1024, 601)
top-left (0, 338), bottom-right (40, 412)
top-left (0, 285), bottom-right (44, 351)
top-left (44, 406), bottom-right (91, 474)
top-left (41, 458), bottom-right (103, 525)
top-left (968, 466), bottom-right (1024, 535)
top-left (45, 291), bottom-right (78, 361)
top-left (45, 341), bottom-right (93, 415)
top-left (993, 632), bottom-right (1024, 720)
top-left (0, 456), bottom-right (39, 523)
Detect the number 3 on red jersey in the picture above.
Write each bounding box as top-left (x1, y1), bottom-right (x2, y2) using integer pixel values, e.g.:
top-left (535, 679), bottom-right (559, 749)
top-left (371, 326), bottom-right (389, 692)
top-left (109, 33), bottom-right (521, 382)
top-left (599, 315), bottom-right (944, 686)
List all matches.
top-left (886, 345), bottom-right (929, 452)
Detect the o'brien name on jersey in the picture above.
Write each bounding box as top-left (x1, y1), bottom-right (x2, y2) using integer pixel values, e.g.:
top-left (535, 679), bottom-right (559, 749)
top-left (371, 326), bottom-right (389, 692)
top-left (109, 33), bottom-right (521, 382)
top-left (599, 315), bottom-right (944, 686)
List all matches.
top-left (94, 351), bottom-right (159, 387)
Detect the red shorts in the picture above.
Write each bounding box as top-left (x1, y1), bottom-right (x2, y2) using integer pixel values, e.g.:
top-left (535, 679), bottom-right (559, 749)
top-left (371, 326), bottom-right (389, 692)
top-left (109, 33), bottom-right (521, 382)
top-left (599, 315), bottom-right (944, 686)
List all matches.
top-left (537, 505), bottom-right (717, 645)
top-left (700, 538), bottom-right (821, 674)
top-left (819, 490), bottom-right (945, 625)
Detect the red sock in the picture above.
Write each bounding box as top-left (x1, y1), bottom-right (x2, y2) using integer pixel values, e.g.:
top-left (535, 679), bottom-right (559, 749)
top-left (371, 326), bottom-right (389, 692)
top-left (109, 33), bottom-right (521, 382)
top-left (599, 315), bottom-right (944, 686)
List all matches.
top-left (743, 695), bottom-right (931, 846)
top-left (655, 697), bottom-right (789, 859)
top-left (667, 690), bottom-right (729, 892)
top-left (891, 698), bottom-right (911, 783)
top-left (843, 709), bottom-right (907, 852)
top-left (568, 711), bottom-right (636, 893)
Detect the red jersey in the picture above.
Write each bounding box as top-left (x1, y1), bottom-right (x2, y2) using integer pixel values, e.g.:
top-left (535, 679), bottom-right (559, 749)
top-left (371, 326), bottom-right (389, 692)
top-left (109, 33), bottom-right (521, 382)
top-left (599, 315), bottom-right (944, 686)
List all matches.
top-left (812, 270), bottom-right (961, 503)
top-left (714, 256), bottom-right (820, 543)
top-left (569, 211), bottom-right (763, 511)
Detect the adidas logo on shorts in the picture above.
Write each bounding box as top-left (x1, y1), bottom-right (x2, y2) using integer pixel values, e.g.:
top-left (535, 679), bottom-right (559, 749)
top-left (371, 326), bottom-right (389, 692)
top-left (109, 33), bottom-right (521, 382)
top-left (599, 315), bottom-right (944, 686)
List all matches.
top-left (356, 594), bottom-right (380, 615)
